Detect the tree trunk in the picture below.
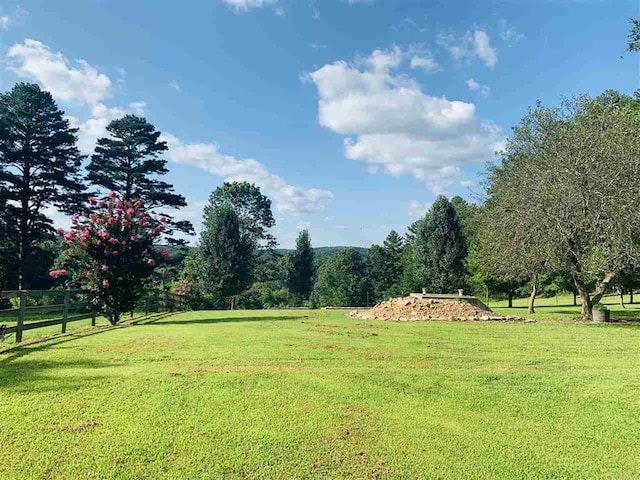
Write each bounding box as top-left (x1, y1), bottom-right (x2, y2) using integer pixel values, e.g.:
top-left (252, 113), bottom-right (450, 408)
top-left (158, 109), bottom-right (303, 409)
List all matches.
top-left (573, 292), bottom-right (577, 306)
top-left (111, 310), bottom-right (120, 325)
top-left (574, 277), bottom-right (593, 320)
top-left (574, 272), bottom-right (617, 321)
top-left (619, 288), bottom-right (625, 309)
top-left (528, 275), bottom-right (538, 314)
top-left (630, 290), bottom-right (634, 305)
top-left (507, 290), bottom-right (513, 308)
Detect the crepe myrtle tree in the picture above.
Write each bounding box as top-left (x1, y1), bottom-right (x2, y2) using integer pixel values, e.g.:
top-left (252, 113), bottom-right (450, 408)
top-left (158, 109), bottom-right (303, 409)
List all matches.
top-left (56, 192), bottom-right (170, 324)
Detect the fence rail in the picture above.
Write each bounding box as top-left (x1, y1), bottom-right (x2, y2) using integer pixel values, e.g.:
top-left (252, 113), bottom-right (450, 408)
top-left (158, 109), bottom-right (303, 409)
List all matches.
top-left (1, 288), bottom-right (186, 343)
top-left (0, 289), bottom-right (93, 343)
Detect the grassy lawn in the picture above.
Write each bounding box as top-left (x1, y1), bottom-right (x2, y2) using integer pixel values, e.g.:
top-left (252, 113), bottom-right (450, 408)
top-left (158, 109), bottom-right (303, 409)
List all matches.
top-left (1, 309), bottom-right (639, 479)
top-left (489, 292), bottom-right (640, 321)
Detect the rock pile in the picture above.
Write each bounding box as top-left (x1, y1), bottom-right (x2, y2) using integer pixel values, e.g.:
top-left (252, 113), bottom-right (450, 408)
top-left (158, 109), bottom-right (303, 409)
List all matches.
top-left (349, 296), bottom-right (531, 322)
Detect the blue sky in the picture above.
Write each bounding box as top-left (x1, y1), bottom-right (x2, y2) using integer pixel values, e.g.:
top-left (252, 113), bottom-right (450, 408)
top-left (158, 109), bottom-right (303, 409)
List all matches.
top-left (0, 0), bottom-right (638, 248)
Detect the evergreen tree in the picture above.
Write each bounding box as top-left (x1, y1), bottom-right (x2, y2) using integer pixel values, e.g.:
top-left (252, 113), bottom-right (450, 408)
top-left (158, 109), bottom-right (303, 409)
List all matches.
top-left (366, 244), bottom-right (390, 303)
top-left (0, 83), bottom-right (85, 288)
top-left (196, 204), bottom-right (253, 306)
top-left (87, 115), bottom-right (193, 243)
top-left (288, 229), bottom-right (315, 300)
top-left (313, 248), bottom-right (370, 307)
top-left (414, 196), bottom-right (468, 293)
top-left (382, 230), bottom-right (404, 297)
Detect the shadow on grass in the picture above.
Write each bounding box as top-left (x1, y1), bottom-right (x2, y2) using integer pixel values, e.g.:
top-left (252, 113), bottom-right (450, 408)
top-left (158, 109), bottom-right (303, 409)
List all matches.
top-left (0, 357), bottom-right (115, 391)
top-left (0, 312), bottom-right (176, 364)
top-left (141, 315), bottom-right (309, 326)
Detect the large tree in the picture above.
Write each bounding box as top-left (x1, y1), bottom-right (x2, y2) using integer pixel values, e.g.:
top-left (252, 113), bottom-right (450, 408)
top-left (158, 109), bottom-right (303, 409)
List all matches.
top-left (367, 230), bottom-right (405, 302)
top-left (628, 18), bottom-right (640, 51)
top-left (196, 204), bottom-right (253, 307)
top-left (414, 196), bottom-right (468, 294)
top-left (313, 248), bottom-right (370, 307)
top-left (206, 181), bottom-right (276, 250)
top-left (484, 91), bottom-right (640, 319)
top-left (0, 83), bottom-right (85, 288)
top-left (87, 115), bottom-right (193, 243)
top-left (288, 229), bottom-right (315, 300)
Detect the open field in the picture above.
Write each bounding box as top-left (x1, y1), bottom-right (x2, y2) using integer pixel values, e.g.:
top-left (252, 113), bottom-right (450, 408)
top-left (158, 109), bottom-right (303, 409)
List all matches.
top-left (1, 308), bottom-right (639, 479)
top-left (489, 292), bottom-right (640, 321)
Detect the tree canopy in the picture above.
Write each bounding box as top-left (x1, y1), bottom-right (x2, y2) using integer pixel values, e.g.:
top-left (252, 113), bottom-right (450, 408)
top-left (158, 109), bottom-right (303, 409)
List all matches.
top-left (0, 83), bottom-right (85, 288)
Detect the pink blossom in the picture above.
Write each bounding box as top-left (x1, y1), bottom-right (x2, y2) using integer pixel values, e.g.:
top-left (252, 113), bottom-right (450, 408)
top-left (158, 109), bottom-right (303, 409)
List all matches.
top-left (71, 215), bottom-right (79, 225)
top-left (153, 226), bottom-right (162, 235)
top-left (116, 200), bottom-right (123, 208)
top-left (108, 238), bottom-right (118, 244)
top-left (160, 216), bottom-right (167, 223)
top-left (107, 218), bottom-right (115, 225)
top-left (115, 208), bottom-right (123, 215)
top-left (89, 213), bottom-right (98, 222)
top-left (49, 269), bottom-right (67, 278)
top-left (126, 208), bottom-right (135, 216)
top-left (101, 265), bottom-right (109, 271)
top-left (80, 234), bottom-right (88, 242)
top-left (160, 250), bottom-right (171, 260)
top-left (121, 219), bottom-right (130, 227)
top-left (56, 227), bottom-right (64, 235)
top-left (153, 280), bottom-right (160, 286)
top-left (130, 235), bottom-right (137, 241)
top-left (97, 200), bottom-right (104, 207)
top-left (89, 197), bottom-right (97, 206)
top-left (147, 259), bottom-right (156, 267)
top-left (134, 201), bottom-right (142, 208)
top-left (96, 218), bottom-right (103, 225)
top-left (98, 230), bottom-right (109, 238)
top-left (112, 251), bottom-right (119, 256)
top-left (102, 279), bottom-right (109, 287)
top-left (96, 240), bottom-right (102, 246)
top-left (109, 191), bottom-right (117, 199)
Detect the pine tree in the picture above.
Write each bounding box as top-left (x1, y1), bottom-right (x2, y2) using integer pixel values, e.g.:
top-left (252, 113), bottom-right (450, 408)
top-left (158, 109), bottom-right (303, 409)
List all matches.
top-left (288, 229), bottom-right (315, 300)
top-left (87, 115), bottom-right (193, 243)
top-left (313, 248), bottom-right (370, 307)
top-left (415, 196), bottom-right (468, 293)
top-left (0, 83), bottom-right (85, 288)
top-left (196, 204), bottom-right (253, 306)
top-left (382, 230), bottom-right (404, 297)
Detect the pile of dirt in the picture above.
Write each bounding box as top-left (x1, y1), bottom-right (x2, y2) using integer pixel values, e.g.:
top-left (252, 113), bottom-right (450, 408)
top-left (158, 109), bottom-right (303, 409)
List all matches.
top-left (349, 296), bottom-right (531, 322)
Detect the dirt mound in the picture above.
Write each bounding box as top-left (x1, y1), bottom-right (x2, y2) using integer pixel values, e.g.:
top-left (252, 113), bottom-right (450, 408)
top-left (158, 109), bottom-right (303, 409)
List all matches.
top-left (349, 296), bottom-right (531, 322)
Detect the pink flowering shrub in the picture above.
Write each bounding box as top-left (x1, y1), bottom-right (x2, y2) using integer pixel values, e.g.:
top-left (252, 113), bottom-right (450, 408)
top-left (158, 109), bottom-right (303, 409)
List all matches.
top-left (56, 193), bottom-right (166, 324)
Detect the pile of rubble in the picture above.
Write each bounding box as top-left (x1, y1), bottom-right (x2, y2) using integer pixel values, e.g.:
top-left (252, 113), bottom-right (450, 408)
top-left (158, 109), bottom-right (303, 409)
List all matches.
top-left (349, 296), bottom-right (531, 322)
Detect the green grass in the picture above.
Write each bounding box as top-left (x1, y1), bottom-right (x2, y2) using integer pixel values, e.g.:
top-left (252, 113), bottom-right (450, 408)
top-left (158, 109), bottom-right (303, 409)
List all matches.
top-left (488, 292), bottom-right (640, 321)
top-left (1, 309), bottom-right (639, 479)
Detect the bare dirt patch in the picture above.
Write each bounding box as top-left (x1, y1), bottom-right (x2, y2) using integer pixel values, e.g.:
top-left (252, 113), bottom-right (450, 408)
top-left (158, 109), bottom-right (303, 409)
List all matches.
top-left (63, 418), bottom-right (99, 433)
top-left (350, 296), bottom-right (532, 322)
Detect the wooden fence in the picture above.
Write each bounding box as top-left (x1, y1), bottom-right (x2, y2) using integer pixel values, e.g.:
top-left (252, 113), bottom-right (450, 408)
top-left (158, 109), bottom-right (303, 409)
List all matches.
top-left (0, 288), bottom-right (95, 343)
top-left (0, 288), bottom-right (188, 343)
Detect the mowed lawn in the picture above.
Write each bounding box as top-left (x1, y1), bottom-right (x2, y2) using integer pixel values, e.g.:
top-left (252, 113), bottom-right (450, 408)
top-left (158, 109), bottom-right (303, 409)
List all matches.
top-left (1, 309), bottom-right (639, 479)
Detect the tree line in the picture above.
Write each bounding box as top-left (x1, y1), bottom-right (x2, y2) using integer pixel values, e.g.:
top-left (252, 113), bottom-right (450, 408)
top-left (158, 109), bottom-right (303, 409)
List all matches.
top-left (2, 21), bottom-right (640, 321)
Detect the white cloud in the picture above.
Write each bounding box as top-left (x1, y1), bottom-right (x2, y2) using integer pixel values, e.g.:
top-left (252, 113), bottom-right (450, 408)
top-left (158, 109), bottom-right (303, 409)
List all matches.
top-left (162, 134), bottom-right (333, 216)
top-left (222, 0), bottom-right (278, 11)
top-left (309, 42), bottom-right (326, 50)
top-left (407, 200), bottom-right (431, 218)
top-left (0, 6), bottom-right (28, 30)
top-left (410, 55), bottom-right (441, 73)
top-left (437, 28), bottom-right (497, 68)
top-left (460, 180), bottom-right (474, 188)
top-left (6, 39), bottom-right (331, 219)
top-left (308, 47), bottom-right (504, 192)
top-left (499, 19), bottom-right (524, 44)
top-left (466, 78), bottom-right (491, 97)
top-left (7, 39), bottom-right (112, 106)
top-left (311, 5), bottom-right (320, 20)
top-left (169, 80), bottom-right (182, 92)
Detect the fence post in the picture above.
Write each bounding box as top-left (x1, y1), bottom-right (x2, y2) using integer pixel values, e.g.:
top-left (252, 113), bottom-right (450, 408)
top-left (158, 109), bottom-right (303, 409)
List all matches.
top-left (16, 290), bottom-right (26, 343)
top-left (62, 288), bottom-right (70, 334)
